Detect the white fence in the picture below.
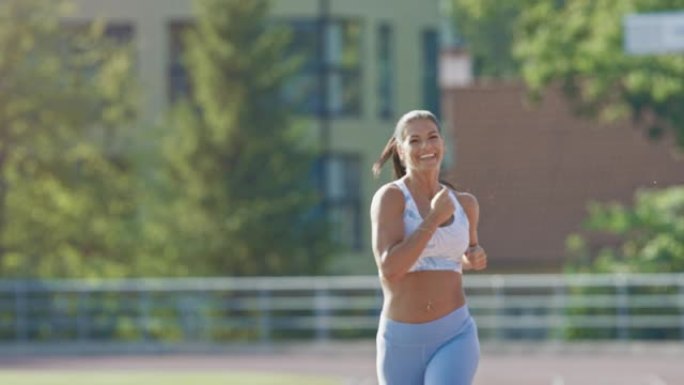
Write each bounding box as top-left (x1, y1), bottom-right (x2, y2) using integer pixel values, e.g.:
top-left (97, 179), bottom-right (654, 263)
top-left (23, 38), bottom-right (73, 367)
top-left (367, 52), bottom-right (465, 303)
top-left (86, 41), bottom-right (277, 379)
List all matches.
top-left (1, 274), bottom-right (683, 345)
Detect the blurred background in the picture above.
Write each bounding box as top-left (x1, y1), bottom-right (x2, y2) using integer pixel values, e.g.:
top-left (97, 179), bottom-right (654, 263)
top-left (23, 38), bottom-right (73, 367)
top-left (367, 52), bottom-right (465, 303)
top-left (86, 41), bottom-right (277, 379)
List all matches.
top-left (1, 0), bottom-right (684, 384)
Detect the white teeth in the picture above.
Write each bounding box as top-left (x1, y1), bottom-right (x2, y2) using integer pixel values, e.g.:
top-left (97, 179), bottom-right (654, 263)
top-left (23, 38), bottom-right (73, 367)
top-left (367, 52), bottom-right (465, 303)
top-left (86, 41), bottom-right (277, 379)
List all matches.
top-left (420, 154), bottom-right (435, 159)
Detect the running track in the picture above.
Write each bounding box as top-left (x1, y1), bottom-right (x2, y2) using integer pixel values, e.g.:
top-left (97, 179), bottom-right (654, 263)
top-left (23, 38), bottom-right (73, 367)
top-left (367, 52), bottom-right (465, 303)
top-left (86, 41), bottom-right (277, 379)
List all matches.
top-left (1, 342), bottom-right (683, 385)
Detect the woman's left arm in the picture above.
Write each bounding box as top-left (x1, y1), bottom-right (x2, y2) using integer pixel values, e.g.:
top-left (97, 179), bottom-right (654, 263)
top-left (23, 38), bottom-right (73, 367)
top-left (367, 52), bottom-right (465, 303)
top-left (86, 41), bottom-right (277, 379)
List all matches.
top-left (457, 192), bottom-right (487, 271)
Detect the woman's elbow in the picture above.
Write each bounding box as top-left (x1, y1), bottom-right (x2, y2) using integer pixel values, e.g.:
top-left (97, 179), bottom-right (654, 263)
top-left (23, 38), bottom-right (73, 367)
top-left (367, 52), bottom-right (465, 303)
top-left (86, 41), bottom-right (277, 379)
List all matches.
top-left (380, 269), bottom-right (404, 283)
top-left (379, 255), bottom-right (406, 282)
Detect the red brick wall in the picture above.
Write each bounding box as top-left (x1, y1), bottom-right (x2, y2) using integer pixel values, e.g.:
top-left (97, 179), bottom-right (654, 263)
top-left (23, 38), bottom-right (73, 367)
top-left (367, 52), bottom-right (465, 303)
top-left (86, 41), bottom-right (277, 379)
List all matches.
top-left (443, 83), bottom-right (684, 272)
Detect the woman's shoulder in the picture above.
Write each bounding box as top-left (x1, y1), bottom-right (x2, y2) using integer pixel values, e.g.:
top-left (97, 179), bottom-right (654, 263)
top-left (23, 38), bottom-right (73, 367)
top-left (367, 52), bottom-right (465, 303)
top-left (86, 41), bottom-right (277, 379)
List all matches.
top-left (455, 191), bottom-right (477, 204)
top-left (453, 190), bottom-right (479, 217)
top-left (443, 184), bottom-right (478, 210)
top-left (371, 181), bottom-right (405, 212)
top-left (373, 180), bottom-right (404, 200)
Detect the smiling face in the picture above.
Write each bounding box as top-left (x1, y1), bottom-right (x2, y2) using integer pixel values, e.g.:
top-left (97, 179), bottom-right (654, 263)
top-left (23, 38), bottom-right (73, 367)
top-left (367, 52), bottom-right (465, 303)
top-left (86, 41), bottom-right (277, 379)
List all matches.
top-left (396, 118), bottom-right (444, 173)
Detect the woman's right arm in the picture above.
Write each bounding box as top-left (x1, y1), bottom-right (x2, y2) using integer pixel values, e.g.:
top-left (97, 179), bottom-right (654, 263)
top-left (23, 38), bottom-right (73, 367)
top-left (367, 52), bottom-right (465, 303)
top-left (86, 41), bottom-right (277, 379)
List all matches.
top-left (370, 185), bottom-right (443, 282)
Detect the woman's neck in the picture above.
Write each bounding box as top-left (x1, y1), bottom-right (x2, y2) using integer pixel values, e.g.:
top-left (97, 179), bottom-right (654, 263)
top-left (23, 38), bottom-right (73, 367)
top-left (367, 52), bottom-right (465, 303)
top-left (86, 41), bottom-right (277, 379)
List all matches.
top-left (404, 171), bottom-right (441, 198)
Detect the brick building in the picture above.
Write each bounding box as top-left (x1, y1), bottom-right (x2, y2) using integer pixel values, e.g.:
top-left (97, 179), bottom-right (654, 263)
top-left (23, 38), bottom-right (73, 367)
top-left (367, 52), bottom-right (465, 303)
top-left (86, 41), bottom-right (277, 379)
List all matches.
top-left (443, 83), bottom-right (684, 272)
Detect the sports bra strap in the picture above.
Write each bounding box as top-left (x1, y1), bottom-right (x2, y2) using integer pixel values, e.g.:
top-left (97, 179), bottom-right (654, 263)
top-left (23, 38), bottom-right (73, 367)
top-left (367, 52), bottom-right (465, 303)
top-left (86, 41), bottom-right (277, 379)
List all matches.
top-left (394, 179), bottom-right (411, 200)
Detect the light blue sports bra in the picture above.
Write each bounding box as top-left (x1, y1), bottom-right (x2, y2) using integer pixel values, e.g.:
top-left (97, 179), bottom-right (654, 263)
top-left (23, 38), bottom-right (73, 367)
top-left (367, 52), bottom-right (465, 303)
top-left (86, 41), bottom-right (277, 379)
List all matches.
top-left (394, 179), bottom-right (470, 273)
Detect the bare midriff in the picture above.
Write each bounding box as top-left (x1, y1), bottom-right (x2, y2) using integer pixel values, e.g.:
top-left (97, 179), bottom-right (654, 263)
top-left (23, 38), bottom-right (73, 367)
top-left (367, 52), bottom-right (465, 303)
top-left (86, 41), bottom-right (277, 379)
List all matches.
top-left (380, 270), bottom-right (465, 323)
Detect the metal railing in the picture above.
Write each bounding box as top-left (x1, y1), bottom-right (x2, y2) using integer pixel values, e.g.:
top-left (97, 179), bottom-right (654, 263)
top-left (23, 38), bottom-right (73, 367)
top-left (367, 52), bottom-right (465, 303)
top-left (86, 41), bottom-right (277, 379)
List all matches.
top-left (1, 274), bottom-right (683, 345)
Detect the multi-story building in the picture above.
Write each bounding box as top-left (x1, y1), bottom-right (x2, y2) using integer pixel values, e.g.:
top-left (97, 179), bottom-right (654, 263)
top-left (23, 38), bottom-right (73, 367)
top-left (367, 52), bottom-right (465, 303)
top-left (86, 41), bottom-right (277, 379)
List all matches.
top-left (69, 0), bottom-right (443, 273)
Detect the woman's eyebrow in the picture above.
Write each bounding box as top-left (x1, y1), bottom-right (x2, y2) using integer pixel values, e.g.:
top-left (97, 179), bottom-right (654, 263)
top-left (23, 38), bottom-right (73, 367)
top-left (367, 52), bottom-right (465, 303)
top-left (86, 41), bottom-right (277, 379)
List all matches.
top-left (408, 131), bottom-right (438, 137)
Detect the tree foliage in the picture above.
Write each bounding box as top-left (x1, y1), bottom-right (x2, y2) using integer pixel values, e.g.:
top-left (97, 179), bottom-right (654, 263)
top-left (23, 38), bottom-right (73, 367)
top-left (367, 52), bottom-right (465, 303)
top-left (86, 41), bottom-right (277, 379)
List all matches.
top-left (0, 0), bottom-right (139, 277)
top-left (452, 0), bottom-right (684, 146)
top-left (564, 186), bottom-right (684, 340)
top-left (566, 187), bottom-right (684, 273)
top-left (155, 0), bottom-right (332, 276)
top-left (451, 0), bottom-right (526, 78)
top-left (515, 0), bottom-right (684, 147)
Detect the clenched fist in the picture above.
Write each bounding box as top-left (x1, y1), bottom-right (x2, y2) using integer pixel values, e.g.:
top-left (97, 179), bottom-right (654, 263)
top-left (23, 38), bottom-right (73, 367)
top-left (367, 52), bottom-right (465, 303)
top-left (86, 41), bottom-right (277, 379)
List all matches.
top-left (464, 244), bottom-right (487, 271)
top-left (429, 187), bottom-right (455, 225)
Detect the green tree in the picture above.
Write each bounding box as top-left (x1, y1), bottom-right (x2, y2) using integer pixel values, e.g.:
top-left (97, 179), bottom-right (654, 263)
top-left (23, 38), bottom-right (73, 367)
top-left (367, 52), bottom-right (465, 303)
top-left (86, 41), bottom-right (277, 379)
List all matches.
top-left (453, 1), bottom-right (684, 147)
top-left (156, 0), bottom-right (331, 276)
top-left (515, 0), bottom-right (684, 147)
top-left (0, 0), bottom-right (139, 277)
top-left (451, 0), bottom-right (525, 78)
top-left (564, 187), bottom-right (684, 340)
top-left (567, 187), bottom-right (684, 274)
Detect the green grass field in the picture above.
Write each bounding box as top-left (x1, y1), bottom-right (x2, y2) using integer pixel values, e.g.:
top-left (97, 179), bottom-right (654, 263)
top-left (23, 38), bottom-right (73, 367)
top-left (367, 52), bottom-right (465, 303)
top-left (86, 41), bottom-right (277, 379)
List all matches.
top-left (0, 371), bottom-right (343, 385)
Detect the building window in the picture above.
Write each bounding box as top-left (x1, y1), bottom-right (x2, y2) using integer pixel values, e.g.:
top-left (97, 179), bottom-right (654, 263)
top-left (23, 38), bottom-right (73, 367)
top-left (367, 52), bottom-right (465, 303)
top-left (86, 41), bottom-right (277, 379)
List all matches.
top-left (325, 20), bottom-right (363, 117)
top-left (167, 18), bottom-right (362, 116)
top-left (101, 23), bottom-right (135, 44)
top-left (60, 21), bottom-right (136, 90)
top-left (319, 153), bottom-right (362, 251)
top-left (377, 23), bottom-right (394, 119)
top-left (281, 20), bottom-right (321, 114)
top-left (61, 21), bottom-right (135, 66)
top-left (62, 21), bottom-right (135, 42)
top-left (282, 19), bottom-right (363, 118)
top-left (422, 29), bottom-right (440, 118)
top-left (168, 21), bottom-right (193, 103)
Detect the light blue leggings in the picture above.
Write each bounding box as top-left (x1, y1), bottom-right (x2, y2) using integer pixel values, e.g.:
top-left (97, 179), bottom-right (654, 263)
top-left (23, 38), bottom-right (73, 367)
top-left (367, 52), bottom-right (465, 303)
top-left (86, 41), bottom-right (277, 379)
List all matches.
top-left (376, 305), bottom-right (480, 385)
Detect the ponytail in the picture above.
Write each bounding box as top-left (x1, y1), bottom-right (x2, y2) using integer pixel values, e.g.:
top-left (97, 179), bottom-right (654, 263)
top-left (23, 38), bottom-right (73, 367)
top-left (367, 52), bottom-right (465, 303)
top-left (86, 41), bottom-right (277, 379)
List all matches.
top-left (372, 136), bottom-right (406, 179)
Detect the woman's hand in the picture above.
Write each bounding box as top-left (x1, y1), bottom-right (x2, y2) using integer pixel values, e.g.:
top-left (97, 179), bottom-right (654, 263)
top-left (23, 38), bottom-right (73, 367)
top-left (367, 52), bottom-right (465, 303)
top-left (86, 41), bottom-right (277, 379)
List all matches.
top-left (464, 245), bottom-right (487, 271)
top-left (428, 187), bottom-right (455, 226)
